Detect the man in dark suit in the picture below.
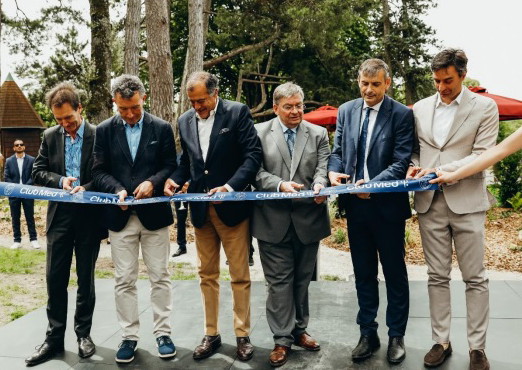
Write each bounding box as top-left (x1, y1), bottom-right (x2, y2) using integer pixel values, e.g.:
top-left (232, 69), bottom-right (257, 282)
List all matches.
top-left (28, 82), bottom-right (103, 366)
top-left (328, 59), bottom-right (414, 364)
top-left (252, 82), bottom-right (330, 367)
top-left (92, 74), bottom-right (177, 364)
top-left (4, 139), bottom-right (39, 250)
top-left (164, 71), bottom-right (262, 362)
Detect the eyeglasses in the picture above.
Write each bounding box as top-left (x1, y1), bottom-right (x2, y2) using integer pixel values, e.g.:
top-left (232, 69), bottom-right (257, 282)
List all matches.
top-left (281, 104), bottom-right (305, 112)
top-left (14, 144), bottom-right (25, 147)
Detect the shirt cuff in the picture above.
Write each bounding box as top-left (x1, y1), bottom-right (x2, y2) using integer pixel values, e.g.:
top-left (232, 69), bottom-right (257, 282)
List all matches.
top-left (277, 181), bottom-right (284, 192)
top-left (59, 176), bottom-right (64, 189)
top-left (224, 183), bottom-right (234, 192)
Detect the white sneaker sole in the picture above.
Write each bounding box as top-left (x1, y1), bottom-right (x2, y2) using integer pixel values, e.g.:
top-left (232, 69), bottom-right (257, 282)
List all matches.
top-left (158, 350), bottom-right (177, 358)
top-left (115, 354), bottom-right (135, 363)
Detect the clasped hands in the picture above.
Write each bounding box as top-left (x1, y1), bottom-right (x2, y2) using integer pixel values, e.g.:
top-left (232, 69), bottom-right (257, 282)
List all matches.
top-left (406, 166), bottom-right (454, 185)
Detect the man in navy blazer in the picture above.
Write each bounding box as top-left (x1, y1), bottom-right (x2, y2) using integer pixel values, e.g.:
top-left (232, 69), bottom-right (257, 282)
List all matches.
top-left (328, 59), bottom-right (414, 364)
top-left (165, 71), bottom-right (262, 362)
top-left (4, 139), bottom-right (39, 249)
top-left (92, 75), bottom-right (177, 363)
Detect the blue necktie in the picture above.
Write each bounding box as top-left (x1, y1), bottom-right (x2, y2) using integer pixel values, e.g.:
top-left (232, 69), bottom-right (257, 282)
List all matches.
top-left (355, 107), bottom-right (372, 181)
top-left (286, 129), bottom-right (295, 157)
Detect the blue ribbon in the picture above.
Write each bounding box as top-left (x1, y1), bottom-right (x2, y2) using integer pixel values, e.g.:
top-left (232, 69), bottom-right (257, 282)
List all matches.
top-left (0, 174), bottom-right (438, 205)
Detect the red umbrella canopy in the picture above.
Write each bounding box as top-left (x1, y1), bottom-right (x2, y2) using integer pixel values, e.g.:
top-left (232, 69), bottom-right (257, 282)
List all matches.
top-left (468, 86), bottom-right (522, 121)
top-left (303, 105), bottom-right (338, 130)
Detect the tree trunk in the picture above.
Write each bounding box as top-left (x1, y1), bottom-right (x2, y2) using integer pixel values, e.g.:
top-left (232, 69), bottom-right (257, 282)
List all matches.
top-left (381, 0), bottom-right (394, 98)
top-left (145, 0), bottom-right (175, 126)
top-left (88, 0), bottom-right (112, 124)
top-left (124, 0), bottom-right (141, 76)
top-left (177, 0), bottom-right (205, 118)
top-left (401, 1), bottom-right (415, 105)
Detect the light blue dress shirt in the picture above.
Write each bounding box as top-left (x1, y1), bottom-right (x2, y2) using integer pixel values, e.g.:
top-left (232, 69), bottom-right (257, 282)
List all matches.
top-left (123, 114), bottom-right (144, 161)
top-left (62, 121), bottom-right (85, 188)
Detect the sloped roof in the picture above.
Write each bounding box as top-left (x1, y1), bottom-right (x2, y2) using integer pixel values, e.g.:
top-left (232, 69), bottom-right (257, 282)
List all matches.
top-left (0, 73), bottom-right (46, 129)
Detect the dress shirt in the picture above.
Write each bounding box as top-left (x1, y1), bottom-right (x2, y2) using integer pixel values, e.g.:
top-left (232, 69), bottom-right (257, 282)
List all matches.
top-left (61, 121), bottom-right (85, 188)
top-left (16, 154), bottom-right (25, 184)
top-left (123, 113), bottom-right (145, 161)
top-left (433, 88), bottom-right (464, 147)
top-left (359, 99), bottom-right (383, 182)
top-left (277, 117), bottom-right (298, 192)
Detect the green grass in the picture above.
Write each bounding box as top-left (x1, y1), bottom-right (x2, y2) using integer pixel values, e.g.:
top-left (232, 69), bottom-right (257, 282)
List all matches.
top-left (321, 274), bottom-right (345, 281)
top-left (0, 248), bottom-right (46, 274)
top-left (332, 228), bottom-right (347, 244)
top-left (95, 270), bottom-right (114, 279)
top-left (10, 307), bottom-right (28, 320)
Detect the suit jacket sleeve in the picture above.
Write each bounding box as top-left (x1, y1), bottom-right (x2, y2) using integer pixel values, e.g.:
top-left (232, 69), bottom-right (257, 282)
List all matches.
top-left (313, 128), bottom-right (331, 187)
top-left (146, 122), bottom-right (177, 192)
top-left (371, 107), bottom-right (414, 182)
top-left (32, 131), bottom-right (63, 188)
top-left (225, 105), bottom-right (262, 191)
top-left (26, 156), bottom-right (35, 185)
top-left (439, 99), bottom-right (499, 172)
top-left (255, 166), bottom-right (283, 192)
top-left (410, 120), bottom-right (420, 167)
top-left (4, 158), bottom-right (13, 183)
top-left (170, 122), bottom-right (191, 186)
top-left (92, 124), bottom-right (126, 194)
top-left (328, 104), bottom-right (347, 174)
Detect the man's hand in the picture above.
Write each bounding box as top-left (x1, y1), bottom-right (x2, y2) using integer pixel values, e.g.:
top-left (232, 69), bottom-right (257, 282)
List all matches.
top-left (406, 166), bottom-right (421, 179)
top-left (70, 185), bottom-right (85, 194)
top-left (414, 167), bottom-right (437, 179)
top-left (133, 180), bottom-right (154, 200)
top-left (117, 189), bottom-right (128, 211)
top-left (164, 178), bottom-right (180, 196)
top-left (313, 183), bottom-right (327, 204)
top-left (208, 185), bottom-right (229, 204)
top-left (328, 171), bottom-right (350, 186)
top-left (62, 176), bottom-right (77, 191)
top-left (280, 181), bottom-right (304, 193)
top-left (355, 179), bottom-right (371, 200)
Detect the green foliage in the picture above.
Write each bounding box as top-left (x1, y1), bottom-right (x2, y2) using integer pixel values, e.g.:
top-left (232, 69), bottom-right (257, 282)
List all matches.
top-left (493, 121), bottom-right (522, 207)
top-left (10, 308), bottom-right (28, 321)
top-left (321, 274), bottom-right (345, 281)
top-left (0, 248), bottom-right (46, 274)
top-left (332, 228), bottom-right (347, 244)
top-left (508, 192), bottom-right (522, 212)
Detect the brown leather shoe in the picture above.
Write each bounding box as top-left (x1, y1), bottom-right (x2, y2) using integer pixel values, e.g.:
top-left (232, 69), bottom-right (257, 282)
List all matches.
top-left (193, 335), bottom-right (221, 360)
top-left (424, 342), bottom-right (452, 367)
top-left (269, 345), bottom-right (290, 367)
top-left (470, 349), bottom-right (490, 370)
top-left (294, 332), bottom-right (320, 351)
top-left (236, 336), bottom-right (254, 361)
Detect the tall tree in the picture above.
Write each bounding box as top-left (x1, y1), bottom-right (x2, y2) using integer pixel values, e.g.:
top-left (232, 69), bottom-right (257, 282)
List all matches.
top-left (124, 0), bottom-right (141, 76)
top-left (381, 0), bottom-right (394, 97)
top-left (146, 0), bottom-right (175, 126)
top-left (88, 0), bottom-right (112, 123)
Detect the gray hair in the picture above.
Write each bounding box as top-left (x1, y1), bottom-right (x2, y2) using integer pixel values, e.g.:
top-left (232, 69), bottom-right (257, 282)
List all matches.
top-left (111, 74), bottom-right (146, 98)
top-left (273, 82), bottom-right (304, 105)
top-left (186, 71), bottom-right (219, 95)
top-left (358, 58), bottom-right (390, 79)
top-left (431, 48), bottom-right (468, 77)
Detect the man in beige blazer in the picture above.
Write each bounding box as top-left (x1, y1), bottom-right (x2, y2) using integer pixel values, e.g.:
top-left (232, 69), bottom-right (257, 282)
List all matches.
top-left (408, 49), bottom-right (498, 370)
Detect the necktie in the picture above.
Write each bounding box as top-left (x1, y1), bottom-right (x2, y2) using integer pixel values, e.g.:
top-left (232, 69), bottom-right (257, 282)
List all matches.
top-left (286, 129), bottom-right (295, 157)
top-left (355, 107), bottom-right (372, 181)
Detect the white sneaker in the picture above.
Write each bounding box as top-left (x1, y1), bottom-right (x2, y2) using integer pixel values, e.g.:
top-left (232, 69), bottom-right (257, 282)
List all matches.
top-left (10, 242), bottom-right (21, 249)
top-left (31, 240), bottom-right (41, 249)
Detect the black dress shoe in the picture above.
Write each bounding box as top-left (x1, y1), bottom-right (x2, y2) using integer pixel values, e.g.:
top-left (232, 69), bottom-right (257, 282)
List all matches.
top-left (172, 247), bottom-right (187, 257)
top-left (193, 335), bottom-right (222, 360)
top-left (352, 334), bottom-right (380, 361)
top-left (236, 336), bottom-right (254, 361)
top-left (25, 342), bottom-right (64, 366)
top-left (78, 336), bottom-right (96, 358)
top-left (387, 336), bottom-right (406, 364)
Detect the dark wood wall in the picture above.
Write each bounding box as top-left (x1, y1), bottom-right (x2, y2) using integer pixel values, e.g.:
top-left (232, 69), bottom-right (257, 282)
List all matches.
top-left (1, 129), bottom-right (43, 159)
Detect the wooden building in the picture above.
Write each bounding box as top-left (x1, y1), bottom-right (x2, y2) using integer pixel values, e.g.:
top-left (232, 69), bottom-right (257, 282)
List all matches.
top-left (0, 73), bottom-right (46, 159)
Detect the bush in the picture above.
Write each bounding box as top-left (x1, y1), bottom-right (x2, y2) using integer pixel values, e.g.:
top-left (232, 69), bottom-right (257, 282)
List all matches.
top-left (493, 120), bottom-right (522, 207)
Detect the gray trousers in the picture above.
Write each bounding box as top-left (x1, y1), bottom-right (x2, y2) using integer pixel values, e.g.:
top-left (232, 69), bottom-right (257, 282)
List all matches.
top-left (418, 191), bottom-right (489, 349)
top-left (258, 224), bottom-right (319, 347)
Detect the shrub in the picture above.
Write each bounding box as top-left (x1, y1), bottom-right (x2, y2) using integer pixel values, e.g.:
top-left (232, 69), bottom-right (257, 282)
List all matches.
top-left (493, 120), bottom-right (522, 207)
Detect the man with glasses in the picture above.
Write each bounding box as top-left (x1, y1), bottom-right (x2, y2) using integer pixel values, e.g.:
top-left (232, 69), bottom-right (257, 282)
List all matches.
top-left (251, 82), bottom-right (330, 367)
top-left (165, 71), bottom-right (262, 362)
top-left (4, 139), bottom-right (39, 250)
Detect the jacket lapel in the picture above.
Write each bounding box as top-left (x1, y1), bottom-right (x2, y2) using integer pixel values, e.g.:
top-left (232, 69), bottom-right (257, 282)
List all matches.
top-left (442, 88), bottom-right (475, 147)
top-left (290, 122), bottom-right (309, 179)
top-left (80, 121), bottom-right (94, 180)
top-left (56, 127), bottom-right (65, 175)
top-left (115, 118), bottom-right (134, 166)
top-left (351, 99), bottom-right (364, 151)
top-left (270, 118), bottom-right (292, 172)
top-left (205, 98), bottom-right (224, 163)
top-left (368, 96), bottom-right (392, 155)
top-left (135, 113), bottom-right (152, 164)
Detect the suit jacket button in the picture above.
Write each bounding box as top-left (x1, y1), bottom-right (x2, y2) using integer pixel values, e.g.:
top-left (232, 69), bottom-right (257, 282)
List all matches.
top-left (204, 170), bottom-right (209, 175)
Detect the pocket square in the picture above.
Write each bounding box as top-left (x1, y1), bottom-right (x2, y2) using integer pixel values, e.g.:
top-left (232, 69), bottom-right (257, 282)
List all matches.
top-left (219, 128), bottom-right (230, 134)
top-left (149, 140), bottom-right (158, 145)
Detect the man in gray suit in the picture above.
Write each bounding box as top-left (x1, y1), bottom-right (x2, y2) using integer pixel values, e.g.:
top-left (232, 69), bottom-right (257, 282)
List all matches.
top-left (408, 49), bottom-right (498, 370)
top-left (252, 82), bottom-right (330, 367)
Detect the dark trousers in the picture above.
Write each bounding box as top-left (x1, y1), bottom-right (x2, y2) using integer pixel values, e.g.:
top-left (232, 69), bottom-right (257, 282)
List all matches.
top-left (346, 196), bottom-right (409, 338)
top-left (45, 204), bottom-right (100, 346)
top-left (9, 197), bottom-right (37, 242)
top-left (175, 202), bottom-right (188, 248)
top-left (258, 224), bottom-right (319, 347)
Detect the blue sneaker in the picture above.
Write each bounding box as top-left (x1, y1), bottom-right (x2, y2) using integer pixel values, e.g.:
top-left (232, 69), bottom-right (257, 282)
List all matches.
top-left (156, 335), bottom-right (176, 358)
top-left (115, 340), bottom-right (137, 363)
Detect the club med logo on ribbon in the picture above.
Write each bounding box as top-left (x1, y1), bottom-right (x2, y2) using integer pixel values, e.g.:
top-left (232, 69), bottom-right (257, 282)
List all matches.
top-left (0, 174), bottom-right (439, 205)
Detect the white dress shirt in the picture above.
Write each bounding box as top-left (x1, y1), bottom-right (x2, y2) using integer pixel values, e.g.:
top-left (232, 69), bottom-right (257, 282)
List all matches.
top-left (196, 99), bottom-right (219, 162)
top-left (16, 154), bottom-right (25, 184)
top-left (433, 89), bottom-right (464, 147)
top-left (360, 99), bottom-right (383, 182)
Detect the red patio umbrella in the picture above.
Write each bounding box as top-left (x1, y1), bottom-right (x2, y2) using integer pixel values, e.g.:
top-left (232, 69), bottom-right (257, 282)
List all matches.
top-left (468, 86), bottom-right (522, 121)
top-left (303, 105), bottom-right (338, 131)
